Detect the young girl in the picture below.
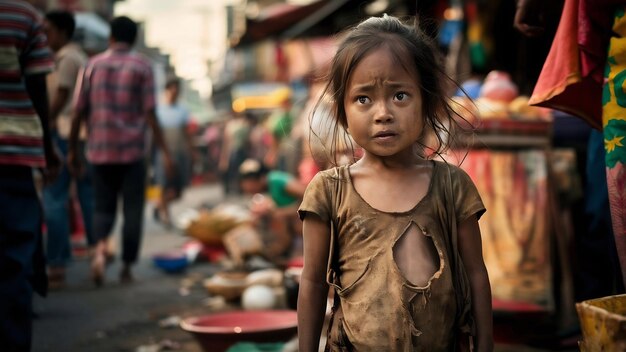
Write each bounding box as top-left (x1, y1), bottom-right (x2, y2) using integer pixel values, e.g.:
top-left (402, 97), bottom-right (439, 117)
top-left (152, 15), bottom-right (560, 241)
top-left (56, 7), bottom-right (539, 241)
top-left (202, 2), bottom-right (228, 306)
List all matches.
top-left (297, 15), bottom-right (493, 352)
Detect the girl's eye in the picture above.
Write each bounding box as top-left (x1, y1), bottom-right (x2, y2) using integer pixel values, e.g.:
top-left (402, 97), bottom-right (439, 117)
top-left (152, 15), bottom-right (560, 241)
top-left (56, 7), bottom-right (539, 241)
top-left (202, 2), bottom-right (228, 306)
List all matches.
top-left (357, 96), bottom-right (370, 104)
top-left (394, 92), bottom-right (407, 101)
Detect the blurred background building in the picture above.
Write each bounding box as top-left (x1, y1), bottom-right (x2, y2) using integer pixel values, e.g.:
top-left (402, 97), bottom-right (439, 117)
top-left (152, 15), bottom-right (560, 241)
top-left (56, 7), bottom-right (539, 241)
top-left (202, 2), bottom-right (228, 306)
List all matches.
top-left (35, 0), bottom-right (437, 122)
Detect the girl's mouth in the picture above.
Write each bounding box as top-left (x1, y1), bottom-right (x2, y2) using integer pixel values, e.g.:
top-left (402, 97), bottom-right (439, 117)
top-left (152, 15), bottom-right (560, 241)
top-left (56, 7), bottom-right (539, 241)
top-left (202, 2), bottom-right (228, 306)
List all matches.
top-left (373, 131), bottom-right (397, 139)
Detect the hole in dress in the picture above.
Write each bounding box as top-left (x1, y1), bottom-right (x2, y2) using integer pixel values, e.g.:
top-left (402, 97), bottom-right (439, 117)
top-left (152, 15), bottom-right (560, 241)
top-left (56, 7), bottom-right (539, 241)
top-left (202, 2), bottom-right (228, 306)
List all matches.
top-left (393, 222), bottom-right (440, 287)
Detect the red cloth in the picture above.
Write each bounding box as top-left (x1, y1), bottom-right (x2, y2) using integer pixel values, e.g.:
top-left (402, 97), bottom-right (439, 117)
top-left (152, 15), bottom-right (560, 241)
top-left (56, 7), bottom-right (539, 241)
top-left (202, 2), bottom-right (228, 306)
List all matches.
top-left (529, 0), bottom-right (621, 130)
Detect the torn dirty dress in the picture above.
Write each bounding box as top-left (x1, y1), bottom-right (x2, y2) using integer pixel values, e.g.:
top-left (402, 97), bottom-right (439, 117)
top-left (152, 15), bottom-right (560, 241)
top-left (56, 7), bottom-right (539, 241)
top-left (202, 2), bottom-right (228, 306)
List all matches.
top-left (298, 161), bottom-right (486, 351)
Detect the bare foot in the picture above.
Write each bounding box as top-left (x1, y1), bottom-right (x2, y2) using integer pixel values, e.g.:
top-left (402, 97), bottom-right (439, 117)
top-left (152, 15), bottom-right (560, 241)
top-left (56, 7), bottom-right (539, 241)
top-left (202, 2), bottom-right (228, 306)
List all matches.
top-left (91, 252), bottom-right (105, 287)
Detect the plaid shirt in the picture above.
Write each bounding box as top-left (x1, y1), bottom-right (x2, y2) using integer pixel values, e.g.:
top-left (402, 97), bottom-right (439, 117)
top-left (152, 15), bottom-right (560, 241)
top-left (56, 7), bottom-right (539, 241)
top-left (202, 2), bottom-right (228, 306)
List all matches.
top-left (0, 0), bottom-right (54, 167)
top-left (74, 43), bottom-right (155, 164)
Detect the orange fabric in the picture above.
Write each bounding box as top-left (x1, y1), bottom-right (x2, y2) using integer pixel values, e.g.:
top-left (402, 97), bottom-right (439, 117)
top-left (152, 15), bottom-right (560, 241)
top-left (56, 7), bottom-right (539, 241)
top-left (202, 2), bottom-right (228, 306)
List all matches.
top-left (529, 0), bottom-right (603, 129)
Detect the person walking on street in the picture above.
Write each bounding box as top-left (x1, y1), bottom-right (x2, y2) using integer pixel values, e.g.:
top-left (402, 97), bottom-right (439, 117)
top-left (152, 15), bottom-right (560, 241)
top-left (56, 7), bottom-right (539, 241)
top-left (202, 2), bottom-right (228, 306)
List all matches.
top-left (219, 112), bottom-right (253, 195)
top-left (42, 10), bottom-right (92, 289)
top-left (0, 0), bottom-right (59, 349)
top-left (68, 16), bottom-right (174, 286)
top-left (154, 77), bottom-right (195, 227)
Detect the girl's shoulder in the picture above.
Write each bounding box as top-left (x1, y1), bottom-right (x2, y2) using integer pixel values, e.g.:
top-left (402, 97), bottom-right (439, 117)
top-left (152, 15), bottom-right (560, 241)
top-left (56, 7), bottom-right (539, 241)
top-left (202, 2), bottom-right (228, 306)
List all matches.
top-left (431, 159), bottom-right (477, 191)
top-left (432, 159), bottom-right (470, 177)
top-left (305, 165), bottom-right (350, 195)
top-left (315, 164), bottom-right (350, 181)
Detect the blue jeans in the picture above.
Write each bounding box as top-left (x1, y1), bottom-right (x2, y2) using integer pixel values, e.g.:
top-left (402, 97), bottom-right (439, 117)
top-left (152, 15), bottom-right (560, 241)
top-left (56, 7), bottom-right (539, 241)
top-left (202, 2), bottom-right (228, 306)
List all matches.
top-left (0, 166), bottom-right (43, 351)
top-left (43, 134), bottom-right (94, 267)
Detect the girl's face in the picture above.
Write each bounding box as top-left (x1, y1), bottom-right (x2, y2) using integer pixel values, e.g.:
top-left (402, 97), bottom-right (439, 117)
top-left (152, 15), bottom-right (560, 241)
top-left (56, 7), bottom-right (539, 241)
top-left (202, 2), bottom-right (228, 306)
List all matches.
top-left (343, 47), bottom-right (423, 161)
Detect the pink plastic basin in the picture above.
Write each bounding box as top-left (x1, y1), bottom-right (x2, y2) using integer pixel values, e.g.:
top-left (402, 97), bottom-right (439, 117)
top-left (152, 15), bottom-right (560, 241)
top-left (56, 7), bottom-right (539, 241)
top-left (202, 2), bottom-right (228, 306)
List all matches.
top-left (180, 310), bottom-right (297, 352)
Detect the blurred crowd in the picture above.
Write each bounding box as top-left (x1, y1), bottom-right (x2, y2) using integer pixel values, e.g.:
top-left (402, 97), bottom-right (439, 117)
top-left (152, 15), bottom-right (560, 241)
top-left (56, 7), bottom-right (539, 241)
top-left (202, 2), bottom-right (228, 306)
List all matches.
top-left (0, 2), bottom-right (339, 350)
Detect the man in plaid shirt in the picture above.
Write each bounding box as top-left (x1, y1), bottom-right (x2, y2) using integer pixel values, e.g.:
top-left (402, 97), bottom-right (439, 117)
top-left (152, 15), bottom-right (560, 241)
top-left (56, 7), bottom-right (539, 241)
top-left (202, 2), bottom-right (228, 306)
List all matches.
top-left (68, 16), bottom-right (173, 286)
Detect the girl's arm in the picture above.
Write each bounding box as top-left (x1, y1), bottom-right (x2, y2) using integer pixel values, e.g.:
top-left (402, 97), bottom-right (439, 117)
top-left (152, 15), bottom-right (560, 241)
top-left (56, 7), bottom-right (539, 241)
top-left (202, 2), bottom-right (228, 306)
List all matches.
top-left (458, 215), bottom-right (493, 352)
top-left (298, 213), bottom-right (331, 352)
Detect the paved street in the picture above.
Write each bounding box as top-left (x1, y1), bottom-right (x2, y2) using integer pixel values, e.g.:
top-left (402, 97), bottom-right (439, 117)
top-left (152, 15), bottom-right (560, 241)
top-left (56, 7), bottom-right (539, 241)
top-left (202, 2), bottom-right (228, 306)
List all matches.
top-left (33, 184), bottom-right (227, 352)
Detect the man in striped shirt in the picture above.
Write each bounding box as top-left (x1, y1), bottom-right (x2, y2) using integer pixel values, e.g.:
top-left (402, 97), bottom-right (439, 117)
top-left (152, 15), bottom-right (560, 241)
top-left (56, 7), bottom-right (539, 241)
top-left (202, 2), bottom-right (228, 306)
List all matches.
top-left (0, 0), bottom-right (59, 350)
top-left (68, 16), bottom-right (173, 286)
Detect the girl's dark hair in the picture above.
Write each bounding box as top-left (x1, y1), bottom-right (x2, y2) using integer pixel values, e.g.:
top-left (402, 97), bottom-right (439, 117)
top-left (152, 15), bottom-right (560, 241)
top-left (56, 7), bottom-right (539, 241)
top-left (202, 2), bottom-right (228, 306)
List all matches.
top-left (110, 16), bottom-right (138, 45)
top-left (45, 11), bottom-right (76, 38)
top-left (313, 14), bottom-right (471, 165)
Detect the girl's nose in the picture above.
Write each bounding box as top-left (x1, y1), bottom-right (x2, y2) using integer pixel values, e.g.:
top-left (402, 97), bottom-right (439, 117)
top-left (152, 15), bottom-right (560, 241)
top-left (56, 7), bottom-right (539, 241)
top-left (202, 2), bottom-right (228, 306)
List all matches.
top-left (374, 102), bottom-right (394, 123)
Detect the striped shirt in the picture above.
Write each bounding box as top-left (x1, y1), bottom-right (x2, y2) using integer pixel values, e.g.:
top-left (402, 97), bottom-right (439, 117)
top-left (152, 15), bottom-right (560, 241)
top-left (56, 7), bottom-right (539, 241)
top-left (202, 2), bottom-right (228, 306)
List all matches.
top-left (74, 43), bottom-right (155, 164)
top-left (0, 0), bottom-right (55, 167)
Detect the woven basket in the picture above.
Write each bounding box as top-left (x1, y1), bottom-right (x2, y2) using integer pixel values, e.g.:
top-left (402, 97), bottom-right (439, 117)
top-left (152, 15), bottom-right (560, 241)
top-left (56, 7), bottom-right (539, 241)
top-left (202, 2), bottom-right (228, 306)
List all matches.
top-left (576, 294), bottom-right (626, 351)
top-left (203, 271), bottom-right (249, 301)
top-left (185, 210), bottom-right (245, 246)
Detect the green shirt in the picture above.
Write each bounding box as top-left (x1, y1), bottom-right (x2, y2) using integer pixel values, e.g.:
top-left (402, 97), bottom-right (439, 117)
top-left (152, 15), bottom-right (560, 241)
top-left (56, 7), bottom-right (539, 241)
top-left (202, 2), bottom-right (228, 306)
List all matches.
top-left (268, 171), bottom-right (296, 207)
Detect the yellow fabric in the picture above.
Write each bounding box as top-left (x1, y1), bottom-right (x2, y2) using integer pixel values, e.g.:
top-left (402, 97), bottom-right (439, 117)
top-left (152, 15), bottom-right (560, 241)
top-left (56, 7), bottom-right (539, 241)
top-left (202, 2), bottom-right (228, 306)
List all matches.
top-left (603, 6), bottom-right (626, 290)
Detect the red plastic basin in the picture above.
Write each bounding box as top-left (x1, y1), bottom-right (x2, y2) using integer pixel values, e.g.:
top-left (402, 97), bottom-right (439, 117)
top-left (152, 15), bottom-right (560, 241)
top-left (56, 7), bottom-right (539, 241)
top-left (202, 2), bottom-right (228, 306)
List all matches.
top-left (180, 310), bottom-right (297, 352)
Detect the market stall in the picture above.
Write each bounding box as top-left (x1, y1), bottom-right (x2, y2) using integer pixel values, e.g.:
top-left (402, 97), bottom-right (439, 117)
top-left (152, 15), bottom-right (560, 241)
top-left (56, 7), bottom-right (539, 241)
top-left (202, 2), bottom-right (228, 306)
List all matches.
top-left (450, 71), bottom-right (580, 332)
